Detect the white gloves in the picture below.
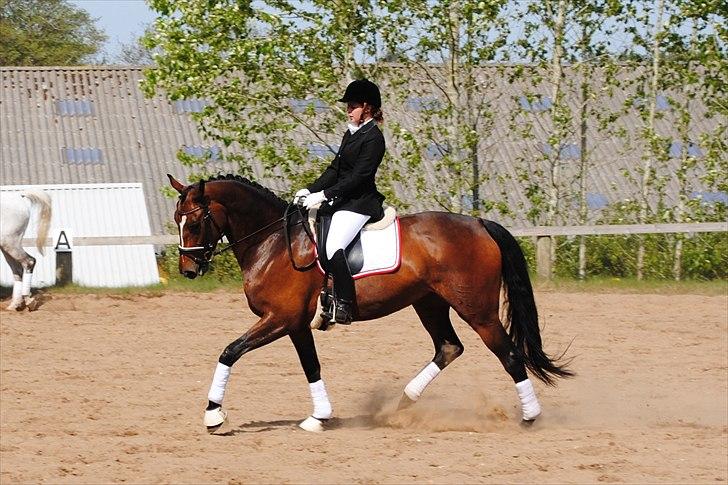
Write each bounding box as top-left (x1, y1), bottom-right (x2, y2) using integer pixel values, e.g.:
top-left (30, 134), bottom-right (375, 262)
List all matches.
top-left (303, 191), bottom-right (327, 210)
top-left (293, 188), bottom-right (310, 205)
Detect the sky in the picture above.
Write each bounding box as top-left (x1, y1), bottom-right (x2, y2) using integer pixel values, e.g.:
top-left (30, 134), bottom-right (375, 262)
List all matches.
top-left (69, 0), bottom-right (157, 61)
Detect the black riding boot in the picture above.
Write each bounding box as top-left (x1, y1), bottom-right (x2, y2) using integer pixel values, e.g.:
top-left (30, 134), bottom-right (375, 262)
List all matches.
top-left (328, 249), bottom-right (355, 324)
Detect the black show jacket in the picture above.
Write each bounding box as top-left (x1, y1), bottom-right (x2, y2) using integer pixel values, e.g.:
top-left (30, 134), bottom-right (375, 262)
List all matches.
top-left (307, 121), bottom-right (386, 221)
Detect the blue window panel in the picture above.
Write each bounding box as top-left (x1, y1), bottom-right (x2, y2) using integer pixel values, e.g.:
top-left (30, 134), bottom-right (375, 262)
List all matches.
top-left (461, 194), bottom-right (474, 211)
top-left (690, 191), bottom-right (728, 204)
top-left (560, 143), bottom-right (581, 160)
top-left (183, 145), bottom-right (221, 160)
top-left (290, 98), bottom-right (328, 113)
top-left (656, 94), bottom-right (670, 111)
top-left (55, 99), bottom-right (94, 116)
top-left (586, 193), bottom-right (608, 209)
top-left (426, 142), bottom-right (448, 159)
top-left (406, 96), bottom-right (441, 112)
top-left (308, 143), bottom-right (335, 159)
top-left (520, 95), bottom-right (552, 112)
top-left (670, 141), bottom-right (704, 158)
top-left (539, 143), bottom-right (553, 155)
top-left (62, 147), bottom-right (103, 164)
top-left (175, 98), bottom-right (209, 113)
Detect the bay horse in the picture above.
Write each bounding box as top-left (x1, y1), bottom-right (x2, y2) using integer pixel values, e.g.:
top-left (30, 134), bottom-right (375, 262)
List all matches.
top-left (0, 190), bottom-right (52, 311)
top-left (168, 174), bottom-right (572, 433)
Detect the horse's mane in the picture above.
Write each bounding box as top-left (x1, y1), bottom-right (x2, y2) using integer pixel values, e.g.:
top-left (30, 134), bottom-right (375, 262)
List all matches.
top-left (201, 174), bottom-right (287, 208)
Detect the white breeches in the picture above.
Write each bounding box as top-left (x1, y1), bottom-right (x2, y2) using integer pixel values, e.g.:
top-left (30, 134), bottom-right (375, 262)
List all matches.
top-left (325, 210), bottom-right (370, 259)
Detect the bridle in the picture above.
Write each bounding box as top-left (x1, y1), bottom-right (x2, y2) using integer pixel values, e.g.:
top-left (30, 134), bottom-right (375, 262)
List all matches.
top-left (176, 200), bottom-right (317, 271)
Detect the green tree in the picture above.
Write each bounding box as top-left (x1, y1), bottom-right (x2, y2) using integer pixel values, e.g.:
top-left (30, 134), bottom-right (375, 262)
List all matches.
top-left (141, 0), bottom-right (394, 199)
top-left (377, 0), bottom-right (511, 216)
top-left (0, 0), bottom-right (106, 65)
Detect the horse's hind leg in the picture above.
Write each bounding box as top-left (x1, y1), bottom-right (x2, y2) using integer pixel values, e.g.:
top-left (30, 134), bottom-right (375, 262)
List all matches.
top-left (289, 326), bottom-right (333, 432)
top-left (399, 294), bottom-right (464, 408)
top-left (467, 310), bottom-right (541, 421)
top-left (1, 248), bottom-right (27, 311)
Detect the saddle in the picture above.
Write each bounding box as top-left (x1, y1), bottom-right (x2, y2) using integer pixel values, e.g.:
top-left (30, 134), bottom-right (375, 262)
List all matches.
top-left (308, 206), bottom-right (399, 277)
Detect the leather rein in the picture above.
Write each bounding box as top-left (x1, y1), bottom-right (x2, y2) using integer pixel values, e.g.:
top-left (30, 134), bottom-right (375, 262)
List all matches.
top-left (176, 201), bottom-right (317, 271)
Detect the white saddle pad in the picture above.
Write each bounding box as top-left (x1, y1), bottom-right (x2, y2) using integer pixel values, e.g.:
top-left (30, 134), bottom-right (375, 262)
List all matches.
top-left (313, 217), bottom-right (402, 279)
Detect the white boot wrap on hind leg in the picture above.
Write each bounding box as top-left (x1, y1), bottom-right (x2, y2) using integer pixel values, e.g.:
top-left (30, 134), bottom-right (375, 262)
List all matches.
top-left (208, 362), bottom-right (231, 404)
top-left (309, 380), bottom-right (332, 420)
top-left (12, 281), bottom-right (22, 301)
top-left (404, 362), bottom-right (441, 401)
top-left (515, 378), bottom-right (541, 420)
top-left (21, 271), bottom-right (32, 296)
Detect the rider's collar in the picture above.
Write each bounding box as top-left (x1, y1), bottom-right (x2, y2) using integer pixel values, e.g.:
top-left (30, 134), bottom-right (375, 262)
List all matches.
top-left (348, 117), bottom-right (374, 135)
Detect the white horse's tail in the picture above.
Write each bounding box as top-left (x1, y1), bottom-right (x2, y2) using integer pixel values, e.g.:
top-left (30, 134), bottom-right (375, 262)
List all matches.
top-left (21, 190), bottom-right (52, 255)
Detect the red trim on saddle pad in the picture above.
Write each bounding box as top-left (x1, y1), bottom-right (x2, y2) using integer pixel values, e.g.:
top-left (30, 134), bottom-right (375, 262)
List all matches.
top-left (314, 217), bottom-right (402, 279)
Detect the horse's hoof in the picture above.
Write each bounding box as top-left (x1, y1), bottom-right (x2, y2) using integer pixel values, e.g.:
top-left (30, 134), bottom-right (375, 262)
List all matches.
top-left (521, 419), bottom-right (536, 427)
top-left (25, 298), bottom-right (39, 312)
top-left (204, 407), bottom-right (227, 433)
top-left (11, 301), bottom-right (25, 312)
top-left (299, 416), bottom-right (326, 432)
top-left (397, 394), bottom-right (416, 410)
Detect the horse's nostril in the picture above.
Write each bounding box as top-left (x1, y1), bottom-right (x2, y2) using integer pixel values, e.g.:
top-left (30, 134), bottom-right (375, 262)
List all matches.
top-left (183, 270), bottom-right (197, 279)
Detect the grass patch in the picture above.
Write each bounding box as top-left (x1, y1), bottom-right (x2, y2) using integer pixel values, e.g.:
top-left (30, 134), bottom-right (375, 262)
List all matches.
top-left (533, 276), bottom-right (727, 296)
top-left (4, 276), bottom-right (724, 299)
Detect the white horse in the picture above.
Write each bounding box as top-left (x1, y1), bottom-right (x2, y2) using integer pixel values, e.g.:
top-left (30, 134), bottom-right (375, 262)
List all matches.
top-left (0, 190), bottom-right (52, 311)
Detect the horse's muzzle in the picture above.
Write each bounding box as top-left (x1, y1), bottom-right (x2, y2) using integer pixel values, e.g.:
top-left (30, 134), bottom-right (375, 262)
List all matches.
top-left (179, 255), bottom-right (208, 279)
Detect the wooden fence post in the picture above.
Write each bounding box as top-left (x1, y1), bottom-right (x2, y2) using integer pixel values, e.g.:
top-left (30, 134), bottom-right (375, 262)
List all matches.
top-left (54, 230), bottom-right (72, 286)
top-left (536, 235), bottom-right (552, 279)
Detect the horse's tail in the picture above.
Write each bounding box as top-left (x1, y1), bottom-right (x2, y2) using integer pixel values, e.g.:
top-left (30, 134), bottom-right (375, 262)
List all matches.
top-left (480, 219), bottom-right (573, 385)
top-left (21, 190), bottom-right (52, 256)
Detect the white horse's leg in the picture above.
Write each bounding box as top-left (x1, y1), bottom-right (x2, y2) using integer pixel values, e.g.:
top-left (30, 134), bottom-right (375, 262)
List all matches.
top-left (299, 379), bottom-right (333, 432)
top-left (2, 248), bottom-right (25, 311)
top-left (8, 279), bottom-right (23, 310)
top-left (22, 270), bottom-right (39, 311)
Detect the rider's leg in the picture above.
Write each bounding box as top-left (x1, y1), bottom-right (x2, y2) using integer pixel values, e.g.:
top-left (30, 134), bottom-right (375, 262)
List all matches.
top-left (325, 211), bottom-right (369, 324)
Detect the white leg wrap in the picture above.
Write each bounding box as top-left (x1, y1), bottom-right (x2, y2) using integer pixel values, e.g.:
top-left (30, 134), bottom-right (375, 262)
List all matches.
top-left (404, 362), bottom-right (441, 401)
top-left (12, 281), bottom-right (22, 301)
top-left (207, 362), bottom-right (231, 404)
top-left (309, 379), bottom-right (333, 420)
top-left (515, 378), bottom-right (542, 421)
top-left (21, 271), bottom-right (32, 296)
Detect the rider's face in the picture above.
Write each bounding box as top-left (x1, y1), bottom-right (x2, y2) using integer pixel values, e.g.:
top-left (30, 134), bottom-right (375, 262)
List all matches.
top-left (346, 102), bottom-right (365, 124)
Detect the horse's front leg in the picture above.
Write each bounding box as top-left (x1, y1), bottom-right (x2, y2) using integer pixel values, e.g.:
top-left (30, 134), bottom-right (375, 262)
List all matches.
top-left (289, 326), bottom-right (332, 432)
top-left (204, 314), bottom-right (289, 432)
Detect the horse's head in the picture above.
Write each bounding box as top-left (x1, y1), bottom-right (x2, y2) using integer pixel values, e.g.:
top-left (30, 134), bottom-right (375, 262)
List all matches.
top-left (168, 174), bottom-right (227, 279)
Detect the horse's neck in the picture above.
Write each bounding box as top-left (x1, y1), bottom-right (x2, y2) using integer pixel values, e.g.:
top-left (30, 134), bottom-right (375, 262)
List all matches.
top-left (217, 184), bottom-right (287, 270)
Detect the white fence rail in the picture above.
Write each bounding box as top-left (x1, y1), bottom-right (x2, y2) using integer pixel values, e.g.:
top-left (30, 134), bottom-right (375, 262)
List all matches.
top-left (19, 222), bottom-right (727, 283)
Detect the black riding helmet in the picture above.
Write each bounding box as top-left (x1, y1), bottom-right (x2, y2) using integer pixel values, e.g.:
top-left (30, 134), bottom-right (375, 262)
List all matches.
top-left (339, 79), bottom-right (381, 109)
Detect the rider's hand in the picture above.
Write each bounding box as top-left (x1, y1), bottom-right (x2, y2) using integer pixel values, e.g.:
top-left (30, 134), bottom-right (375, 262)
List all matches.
top-left (303, 191), bottom-right (327, 210)
top-left (293, 188), bottom-right (310, 205)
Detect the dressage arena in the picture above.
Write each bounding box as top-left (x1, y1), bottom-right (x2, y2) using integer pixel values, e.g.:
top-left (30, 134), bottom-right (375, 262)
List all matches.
top-left (1, 290), bottom-right (726, 483)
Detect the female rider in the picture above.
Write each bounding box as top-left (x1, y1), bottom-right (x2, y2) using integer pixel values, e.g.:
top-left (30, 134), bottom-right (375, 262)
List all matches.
top-left (294, 79), bottom-right (386, 325)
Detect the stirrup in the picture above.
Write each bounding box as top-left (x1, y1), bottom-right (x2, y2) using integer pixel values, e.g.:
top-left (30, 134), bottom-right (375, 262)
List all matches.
top-left (333, 300), bottom-right (353, 325)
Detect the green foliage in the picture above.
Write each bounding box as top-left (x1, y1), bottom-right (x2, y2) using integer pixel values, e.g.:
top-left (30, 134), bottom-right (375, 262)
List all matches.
top-left (0, 0), bottom-right (106, 65)
top-left (158, 246), bottom-right (243, 283)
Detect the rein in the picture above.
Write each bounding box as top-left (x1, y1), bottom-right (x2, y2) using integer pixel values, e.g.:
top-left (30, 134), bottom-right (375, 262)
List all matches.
top-left (178, 201), bottom-right (317, 271)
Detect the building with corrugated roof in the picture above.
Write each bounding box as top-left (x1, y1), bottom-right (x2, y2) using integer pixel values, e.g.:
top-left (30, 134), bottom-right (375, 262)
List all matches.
top-left (1, 65), bottom-right (724, 236)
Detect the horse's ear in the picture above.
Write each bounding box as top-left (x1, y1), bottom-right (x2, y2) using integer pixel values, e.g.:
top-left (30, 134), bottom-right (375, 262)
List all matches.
top-left (168, 174), bottom-right (186, 194)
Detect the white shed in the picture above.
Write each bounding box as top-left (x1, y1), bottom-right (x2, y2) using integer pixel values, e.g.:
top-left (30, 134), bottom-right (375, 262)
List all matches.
top-left (0, 183), bottom-right (159, 287)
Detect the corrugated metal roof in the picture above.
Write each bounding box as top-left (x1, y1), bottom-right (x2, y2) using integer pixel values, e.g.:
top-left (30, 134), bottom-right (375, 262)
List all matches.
top-left (0, 66), bottom-right (723, 230)
top-left (0, 183), bottom-right (159, 287)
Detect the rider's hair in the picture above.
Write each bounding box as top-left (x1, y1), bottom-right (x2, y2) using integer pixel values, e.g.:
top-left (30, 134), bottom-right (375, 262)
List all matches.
top-left (372, 107), bottom-right (384, 123)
